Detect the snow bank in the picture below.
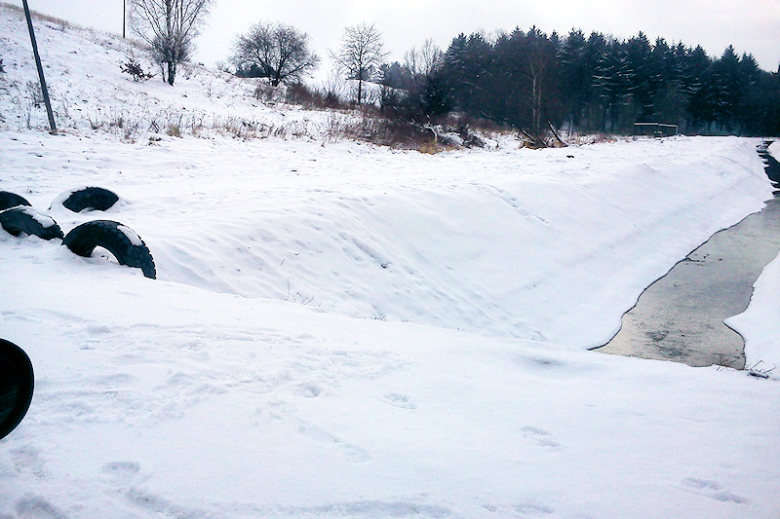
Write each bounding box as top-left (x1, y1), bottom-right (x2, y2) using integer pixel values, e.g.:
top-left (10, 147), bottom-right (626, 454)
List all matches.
top-left (1, 132), bottom-right (772, 350)
top-left (769, 139), bottom-right (780, 162)
top-left (728, 252), bottom-right (780, 369)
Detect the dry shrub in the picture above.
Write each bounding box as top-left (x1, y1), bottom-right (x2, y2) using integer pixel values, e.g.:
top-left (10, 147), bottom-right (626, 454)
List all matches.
top-left (285, 83), bottom-right (316, 106)
top-left (573, 133), bottom-right (615, 145)
top-left (285, 82), bottom-right (346, 110)
top-left (120, 58), bottom-right (154, 82)
top-left (85, 109), bottom-right (141, 142)
top-left (165, 119), bottom-right (182, 138)
top-left (324, 109), bottom-right (441, 150)
top-left (1, 2), bottom-right (75, 29)
top-left (252, 82), bottom-right (284, 103)
top-left (417, 141), bottom-right (445, 154)
top-left (213, 116), bottom-right (293, 140)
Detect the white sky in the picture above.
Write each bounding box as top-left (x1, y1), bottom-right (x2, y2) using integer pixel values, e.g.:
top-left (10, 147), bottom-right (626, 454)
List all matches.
top-left (8, 0), bottom-right (780, 78)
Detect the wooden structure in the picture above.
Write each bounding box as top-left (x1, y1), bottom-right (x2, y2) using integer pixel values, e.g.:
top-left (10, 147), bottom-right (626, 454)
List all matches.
top-left (634, 123), bottom-right (678, 137)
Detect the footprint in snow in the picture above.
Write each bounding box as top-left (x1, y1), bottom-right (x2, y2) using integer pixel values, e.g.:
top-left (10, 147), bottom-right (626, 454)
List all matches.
top-left (10, 445), bottom-right (46, 478)
top-left (680, 478), bottom-right (749, 505)
top-left (85, 324), bottom-right (112, 335)
top-left (101, 460), bottom-right (140, 477)
top-left (481, 502), bottom-right (554, 517)
top-left (298, 383), bottom-right (322, 398)
top-left (296, 421), bottom-right (371, 463)
top-left (14, 496), bottom-right (68, 519)
top-left (521, 426), bottom-right (561, 448)
top-left (126, 488), bottom-right (209, 518)
top-left (514, 501), bottom-right (554, 516)
top-left (383, 393), bottom-right (417, 410)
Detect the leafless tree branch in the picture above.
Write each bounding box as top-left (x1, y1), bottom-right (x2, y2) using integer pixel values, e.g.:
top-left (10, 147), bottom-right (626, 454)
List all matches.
top-left (332, 23), bottom-right (387, 105)
top-left (232, 22), bottom-right (319, 86)
top-left (129, 0), bottom-right (212, 85)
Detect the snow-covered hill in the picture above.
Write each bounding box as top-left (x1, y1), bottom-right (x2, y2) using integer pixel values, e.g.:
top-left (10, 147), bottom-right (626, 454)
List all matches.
top-left (0, 3), bottom-right (356, 141)
top-left (1, 5), bottom-right (780, 518)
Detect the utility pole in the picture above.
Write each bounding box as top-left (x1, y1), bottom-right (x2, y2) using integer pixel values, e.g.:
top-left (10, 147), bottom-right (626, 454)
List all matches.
top-left (123, 0), bottom-right (126, 38)
top-left (22, 0), bottom-right (56, 134)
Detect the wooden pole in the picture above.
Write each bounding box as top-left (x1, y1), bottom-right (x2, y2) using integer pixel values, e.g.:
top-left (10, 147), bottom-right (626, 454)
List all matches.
top-left (22, 0), bottom-right (56, 134)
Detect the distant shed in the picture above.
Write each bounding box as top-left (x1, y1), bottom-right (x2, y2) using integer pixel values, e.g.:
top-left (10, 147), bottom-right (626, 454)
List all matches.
top-left (634, 123), bottom-right (678, 137)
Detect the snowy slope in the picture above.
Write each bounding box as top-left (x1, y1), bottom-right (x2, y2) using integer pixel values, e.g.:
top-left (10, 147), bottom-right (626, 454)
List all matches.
top-left (0, 3), bottom-right (348, 140)
top-left (1, 5), bottom-right (780, 519)
top-left (2, 132), bottom-right (773, 350)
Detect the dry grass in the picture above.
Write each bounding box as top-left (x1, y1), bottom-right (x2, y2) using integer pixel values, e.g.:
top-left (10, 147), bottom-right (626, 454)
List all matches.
top-left (2, 1), bottom-right (77, 30)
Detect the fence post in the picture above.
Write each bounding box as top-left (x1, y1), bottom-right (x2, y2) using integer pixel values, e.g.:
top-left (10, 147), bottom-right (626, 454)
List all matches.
top-left (22, 0), bottom-right (57, 135)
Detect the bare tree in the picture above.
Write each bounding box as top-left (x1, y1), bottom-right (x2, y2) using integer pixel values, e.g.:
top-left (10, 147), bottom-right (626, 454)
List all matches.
top-left (232, 22), bottom-right (319, 86)
top-left (404, 39), bottom-right (442, 77)
top-left (129, 0), bottom-right (212, 86)
top-left (333, 23), bottom-right (387, 105)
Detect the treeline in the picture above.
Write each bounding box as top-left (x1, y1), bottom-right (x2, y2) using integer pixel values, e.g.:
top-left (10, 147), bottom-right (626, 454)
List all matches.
top-left (380, 28), bottom-right (780, 137)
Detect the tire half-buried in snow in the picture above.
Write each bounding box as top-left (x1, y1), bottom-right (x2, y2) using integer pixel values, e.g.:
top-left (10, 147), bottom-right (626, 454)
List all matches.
top-left (0, 207), bottom-right (64, 240)
top-left (0, 191), bottom-right (31, 211)
top-left (0, 338), bottom-right (34, 441)
top-left (63, 220), bottom-right (157, 279)
top-left (59, 187), bottom-right (119, 213)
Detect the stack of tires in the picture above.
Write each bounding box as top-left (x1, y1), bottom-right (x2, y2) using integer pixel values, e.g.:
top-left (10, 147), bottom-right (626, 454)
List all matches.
top-left (0, 186), bottom-right (159, 439)
top-left (0, 187), bottom-right (156, 279)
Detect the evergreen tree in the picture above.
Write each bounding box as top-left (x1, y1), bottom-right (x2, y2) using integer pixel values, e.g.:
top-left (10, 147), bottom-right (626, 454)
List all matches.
top-left (430, 25), bottom-right (778, 137)
top-left (558, 29), bottom-right (591, 130)
top-left (624, 32), bottom-right (654, 121)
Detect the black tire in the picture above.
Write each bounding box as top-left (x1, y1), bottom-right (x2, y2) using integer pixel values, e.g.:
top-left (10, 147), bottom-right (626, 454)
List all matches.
top-left (63, 220), bottom-right (156, 279)
top-left (0, 207), bottom-right (64, 240)
top-left (61, 187), bottom-right (119, 213)
top-left (0, 191), bottom-right (31, 211)
top-left (0, 339), bottom-right (34, 441)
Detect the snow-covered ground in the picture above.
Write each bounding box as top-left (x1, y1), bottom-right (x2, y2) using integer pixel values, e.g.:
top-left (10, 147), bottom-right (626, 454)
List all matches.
top-left (769, 139), bottom-right (780, 161)
top-left (2, 5), bottom-right (780, 519)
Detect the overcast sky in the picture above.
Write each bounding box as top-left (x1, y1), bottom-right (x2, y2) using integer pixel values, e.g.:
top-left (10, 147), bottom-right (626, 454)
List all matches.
top-left (8, 0), bottom-right (780, 78)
